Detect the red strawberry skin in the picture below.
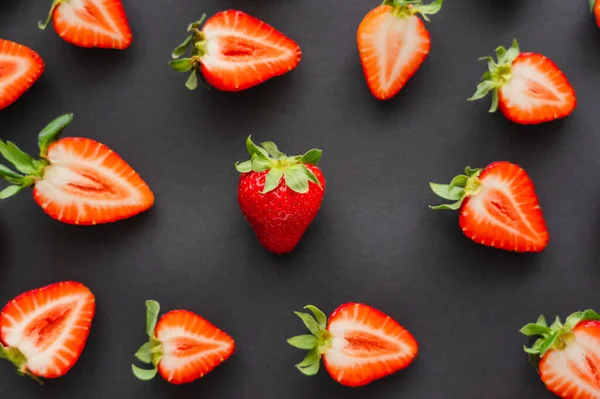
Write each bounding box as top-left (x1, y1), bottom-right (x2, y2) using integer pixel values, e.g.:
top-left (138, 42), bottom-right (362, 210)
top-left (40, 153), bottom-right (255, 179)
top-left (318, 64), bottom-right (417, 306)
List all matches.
top-left (539, 320), bottom-right (600, 398)
top-left (459, 162), bottom-right (549, 252)
top-left (154, 310), bottom-right (235, 385)
top-left (357, 5), bottom-right (430, 100)
top-left (238, 165), bottom-right (325, 254)
top-left (199, 10), bottom-right (302, 91)
top-left (0, 39), bottom-right (44, 110)
top-left (498, 53), bottom-right (576, 125)
top-left (595, 0), bottom-right (600, 28)
top-left (32, 137), bottom-right (155, 225)
top-left (323, 303), bottom-right (418, 387)
top-left (0, 281), bottom-right (95, 378)
top-left (51, 0), bottom-right (133, 49)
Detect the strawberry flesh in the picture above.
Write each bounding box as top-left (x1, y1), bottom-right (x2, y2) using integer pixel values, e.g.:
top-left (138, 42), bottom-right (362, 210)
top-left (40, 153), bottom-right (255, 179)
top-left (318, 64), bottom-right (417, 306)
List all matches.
top-left (0, 39), bottom-right (44, 110)
top-left (33, 137), bottom-right (154, 225)
top-left (357, 5), bottom-right (431, 100)
top-left (0, 281), bottom-right (95, 378)
top-left (323, 303), bottom-right (418, 387)
top-left (199, 10), bottom-right (301, 91)
top-left (459, 162), bottom-right (549, 252)
top-left (155, 310), bottom-right (235, 384)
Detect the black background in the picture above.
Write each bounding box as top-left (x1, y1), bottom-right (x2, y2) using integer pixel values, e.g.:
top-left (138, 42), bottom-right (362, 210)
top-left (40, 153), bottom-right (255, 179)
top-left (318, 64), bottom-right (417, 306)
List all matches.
top-left (1, 0), bottom-right (598, 398)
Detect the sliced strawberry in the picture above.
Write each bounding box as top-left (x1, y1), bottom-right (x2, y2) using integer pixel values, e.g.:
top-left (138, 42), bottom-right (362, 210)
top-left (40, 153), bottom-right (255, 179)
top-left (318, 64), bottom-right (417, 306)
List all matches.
top-left (0, 39), bottom-right (44, 110)
top-left (469, 40), bottom-right (576, 124)
top-left (169, 11), bottom-right (301, 91)
top-left (132, 301), bottom-right (235, 385)
top-left (39, 0), bottom-right (133, 49)
top-left (0, 114), bottom-right (154, 225)
top-left (0, 281), bottom-right (95, 379)
top-left (521, 310), bottom-right (600, 398)
top-left (430, 162), bottom-right (549, 252)
top-left (594, 0), bottom-right (600, 28)
top-left (357, 1), bottom-right (439, 100)
top-left (288, 303), bottom-right (418, 387)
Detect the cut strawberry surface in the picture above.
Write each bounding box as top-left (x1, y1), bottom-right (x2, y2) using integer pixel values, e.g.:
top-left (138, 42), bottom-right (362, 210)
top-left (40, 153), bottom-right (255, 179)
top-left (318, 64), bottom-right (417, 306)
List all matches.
top-left (169, 10), bottom-right (301, 91)
top-left (430, 162), bottom-right (549, 252)
top-left (288, 303), bottom-right (417, 387)
top-left (0, 114), bottom-right (154, 225)
top-left (521, 310), bottom-right (600, 399)
top-left (357, 0), bottom-right (442, 100)
top-left (132, 301), bottom-right (235, 385)
top-left (0, 39), bottom-right (44, 110)
top-left (0, 281), bottom-right (95, 380)
top-left (469, 40), bottom-right (575, 124)
top-left (39, 0), bottom-right (133, 49)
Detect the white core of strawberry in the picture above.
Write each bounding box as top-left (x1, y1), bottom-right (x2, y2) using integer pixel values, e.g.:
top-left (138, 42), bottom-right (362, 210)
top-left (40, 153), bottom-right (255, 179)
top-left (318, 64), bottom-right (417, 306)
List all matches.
top-left (543, 335), bottom-right (600, 396)
top-left (156, 326), bottom-right (232, 381)
top-left (0, 56), bottom-right (30, 90)
top-left (55, 0), bottom-right (125, 43)
top-left (501, 59), bottom-right (565, 110)
top-left (369, 14), bottom-right (424, 91)
top-left (1, 294), bottom-right (89, 375)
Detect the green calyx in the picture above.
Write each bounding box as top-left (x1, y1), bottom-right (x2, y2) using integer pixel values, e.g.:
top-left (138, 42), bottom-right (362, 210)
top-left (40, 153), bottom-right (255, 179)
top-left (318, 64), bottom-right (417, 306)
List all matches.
top-left (0, 114), bottom-right (73, 200)
top-left (132, 300), bottom-right (163, 381)
top-left (468, 39), bottom-right (520, 113)
top-left (381, 0), bottom-right (443, 22)
top-left (287, 305), bottom-right (331, 376)
top-left (235, 136), bottom-right (323, 195)
top-left (428, 166), bottom-right (482, 210)
top-left (38, 0), bottom-right (68, 30)
top-left (168, 14), bottom-right (210, 90)
top-left (0, 343), bottom-right (43, 384)
top-left (520, 310), bottom-right (600, 370)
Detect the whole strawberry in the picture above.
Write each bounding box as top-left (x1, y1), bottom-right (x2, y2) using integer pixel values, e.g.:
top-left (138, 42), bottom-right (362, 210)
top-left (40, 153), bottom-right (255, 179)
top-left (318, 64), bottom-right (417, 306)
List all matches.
top-left (235, 137), bottom-right (325, 254)
top-left (521, 310), bottom-right (600, 398)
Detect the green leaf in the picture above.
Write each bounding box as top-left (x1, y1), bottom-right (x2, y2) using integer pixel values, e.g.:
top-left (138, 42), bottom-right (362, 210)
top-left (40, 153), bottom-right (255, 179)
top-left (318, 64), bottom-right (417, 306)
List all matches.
top-left (539, 332), bottom-right (559, 357)
top-left (505, 39), bottom-right (520, 63)
top-left (172, 35), bottom-right (193, 59)
top-left (145, 300), bottom-right (160, 338)
top-left (304, 305), bottom-right (327, 327)
top-left (169, 58), bottom-right (193, 73)
top-left (287, 335), bottom-right (318, 350)
top-left (297, 358), bottom-right (320, 376)
top-left (536, 315), bottom-right (548, 328)
top-left (246, 136), bottom-right (269, 159)
top-left (262, 169), bottom-right (283, 193)
top-left (295, 348), bottom-right (320, 376)
top-left (260, 142), bottom-right (284, 159)
top-left (299, 165), bottom-right (321, 187)
top-left (299, 149), bottom-right (322, 165)
top-left (464, 167), bottom-right (481, 177)
top-left (0, 141), bottom-right (37, 175)
top-left (251, 154), bottom-right (273, 172)
top-left (185, 69), bottom-right (198, 90)
top-left (0, 185), bottom-right (25, 199)
top-left (135, 342), bottom-right (153, 364)
top-left (468, 80), bottom-right (497, 102)
top-left (413, 0), bottom-right (443, 21)
top-left (495, 46), bottom-right (507, 62)
top-left (591, 0), bottom-right (596, 12)
top-left (294, 311), bottom-right (322, 336)
top-left (235, 160), bottom-right (252, 173)
top-left (489, 89), bottom-right (499, 113)
top-left (448, 175), bottom-right (468, 191)
top-left (0, 344), bottom-right (7, 359)
top-left (0, 165), bottom-right (24, 185)
top-left (132, 364), bottom-right (158, 381)
top-left (429, 201), bottom-right (462, 211)
top-left (429, 183), bottom-right (463, 201)
top-left (580, 309), bottom-right (600, 321)
top-left (187, 14), bottom-right (207, 31)
top-left (284, 169), bottom-right (309, 194)
top-left (38, 114), bottom-right (73, 157)
top-left (519, 323), bottom-right (551, 337)
top-left (550, 316), bottom-right (562, 330)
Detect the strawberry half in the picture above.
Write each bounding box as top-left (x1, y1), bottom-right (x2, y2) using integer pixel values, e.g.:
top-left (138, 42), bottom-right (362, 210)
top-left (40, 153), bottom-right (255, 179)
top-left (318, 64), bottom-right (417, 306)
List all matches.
top-left (38, 0), bottom-right (133, 49)
top-left (235, 137), bottom-right (325, 254)
top-left (0, 114), bottom-right (154, 225)
top-left (521, 310), bottom-right (600, 398)
top-left (357, 0), bottom-right (443, 100)
top-left (429, 161), bottom-right (549, 252)
top-left (0, 39), bottom-right (44, 110)
top-left (593, 0), bottom-right (600, 28)
top-left (288, 303), bottom-right (418, 387)
top-left (169, 10), bottom-right (301, 91)
top-left (132, 300), bottom-right (235, 384)
top-left (0, 281), bottom-right (95, 382)
top-left (469, 39), bottom-right (576, 124)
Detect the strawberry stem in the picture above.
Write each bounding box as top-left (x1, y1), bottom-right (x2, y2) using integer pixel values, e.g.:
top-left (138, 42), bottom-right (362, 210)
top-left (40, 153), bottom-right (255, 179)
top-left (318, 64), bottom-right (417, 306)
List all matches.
top-left (383, 0), bottom-right (443, 22)
top-left (288, 305), bottom-right (332, 376)
top-left (429, 166), bottom-right (482, 210)
top-left (38, 0), bottom-right (66, 30)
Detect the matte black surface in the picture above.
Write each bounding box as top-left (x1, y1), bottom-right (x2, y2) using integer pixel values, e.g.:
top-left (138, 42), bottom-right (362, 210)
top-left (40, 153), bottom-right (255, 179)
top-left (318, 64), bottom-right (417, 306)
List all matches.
top-left (1, 0), bottom-right (599, 398)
